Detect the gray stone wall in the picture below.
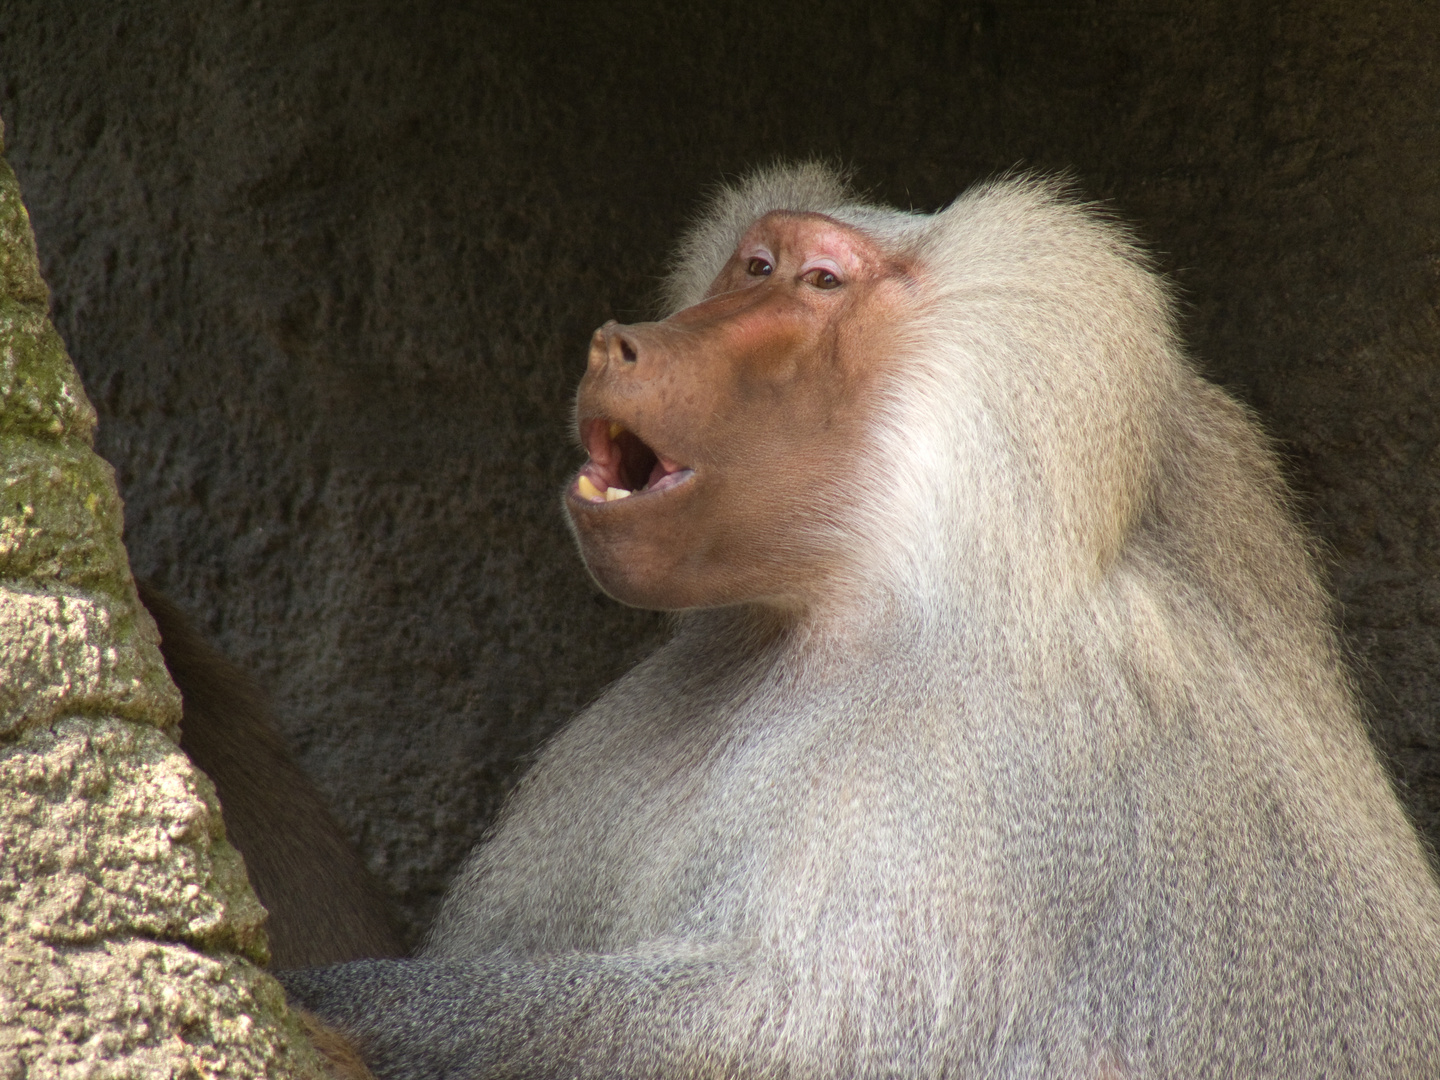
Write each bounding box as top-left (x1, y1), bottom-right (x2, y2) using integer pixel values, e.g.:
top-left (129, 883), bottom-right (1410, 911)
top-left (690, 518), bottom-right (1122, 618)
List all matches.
top-left (0, 1), bottom-right (1436, 948)
top-left (0, 121), bottom-right (323, 1078)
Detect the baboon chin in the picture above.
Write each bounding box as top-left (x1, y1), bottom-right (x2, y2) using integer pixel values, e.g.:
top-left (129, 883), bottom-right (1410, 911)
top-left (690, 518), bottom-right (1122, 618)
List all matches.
top-left (280, 163), bottom-right (1440, 1079)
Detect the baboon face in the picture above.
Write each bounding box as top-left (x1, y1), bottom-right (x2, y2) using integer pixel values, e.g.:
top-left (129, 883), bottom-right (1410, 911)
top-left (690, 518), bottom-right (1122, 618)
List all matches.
top-left (568, 211), bottom-right (913, 611)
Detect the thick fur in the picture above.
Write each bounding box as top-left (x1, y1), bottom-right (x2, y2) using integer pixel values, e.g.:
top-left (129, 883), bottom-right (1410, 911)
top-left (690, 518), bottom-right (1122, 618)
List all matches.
top-left (142, 582), bottom-right (406, 968)
top-left (296, 1009), bottom-right (381, 1080)
top-left (280, 167), bottom-right (1440, 1077)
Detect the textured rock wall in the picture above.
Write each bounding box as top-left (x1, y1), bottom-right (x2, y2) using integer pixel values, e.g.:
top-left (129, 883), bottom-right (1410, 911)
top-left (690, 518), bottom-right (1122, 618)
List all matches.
top-left (0, 0), bottom-right (1436, 945)
top-left (0, 122), bottom-right (323, 1078)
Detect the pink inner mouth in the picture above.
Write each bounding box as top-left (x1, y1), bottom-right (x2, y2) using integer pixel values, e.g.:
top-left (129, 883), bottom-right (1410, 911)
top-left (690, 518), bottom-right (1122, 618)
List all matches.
top-left (575, 419), bottom-right (694, 503)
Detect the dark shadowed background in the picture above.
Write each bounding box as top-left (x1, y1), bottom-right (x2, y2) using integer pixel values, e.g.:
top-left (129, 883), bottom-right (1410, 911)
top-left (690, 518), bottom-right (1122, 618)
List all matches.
top-left (2, 0), bottom-right (1437, 944)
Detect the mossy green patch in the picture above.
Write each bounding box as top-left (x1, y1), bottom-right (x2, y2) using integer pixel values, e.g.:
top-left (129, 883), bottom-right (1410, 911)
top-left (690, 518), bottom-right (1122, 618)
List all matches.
top-left (0, 297), bottom-right (97, 443)
top-left (0, 438), bottom-right (130, 592)
top-left (0, 156), bottom-right (48, 309)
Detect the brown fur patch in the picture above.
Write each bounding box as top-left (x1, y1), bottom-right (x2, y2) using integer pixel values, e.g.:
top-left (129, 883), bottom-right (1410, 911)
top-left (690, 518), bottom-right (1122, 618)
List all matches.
top-left (296, 1009), bottom-right (377, 1080)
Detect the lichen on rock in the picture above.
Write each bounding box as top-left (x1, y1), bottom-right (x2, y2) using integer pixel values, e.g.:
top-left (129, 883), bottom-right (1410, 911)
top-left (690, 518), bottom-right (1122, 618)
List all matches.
top-left (0, 297), bottom-right (93, 443)
top-left (0, 133), bottom-right (47, 309)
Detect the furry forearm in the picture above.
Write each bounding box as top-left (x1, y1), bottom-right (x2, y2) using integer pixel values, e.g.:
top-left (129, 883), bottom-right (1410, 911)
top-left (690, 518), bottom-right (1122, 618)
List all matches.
top-left (279, 953), bottom-right (744, 1079)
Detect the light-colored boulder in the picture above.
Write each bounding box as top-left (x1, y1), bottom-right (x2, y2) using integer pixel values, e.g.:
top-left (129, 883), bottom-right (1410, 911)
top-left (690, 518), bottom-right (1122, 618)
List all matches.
top-left (0, 118), bottom-right (325, 1079)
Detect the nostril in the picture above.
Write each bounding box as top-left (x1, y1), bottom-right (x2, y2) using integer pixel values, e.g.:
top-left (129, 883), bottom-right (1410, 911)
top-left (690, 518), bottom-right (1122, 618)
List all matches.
top-left (599, 326), bottom-right (640, 368)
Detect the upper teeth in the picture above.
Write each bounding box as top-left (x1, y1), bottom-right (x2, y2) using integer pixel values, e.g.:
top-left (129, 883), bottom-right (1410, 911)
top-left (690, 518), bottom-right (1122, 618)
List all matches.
top-left (577, 473), bottom-right (634, 503)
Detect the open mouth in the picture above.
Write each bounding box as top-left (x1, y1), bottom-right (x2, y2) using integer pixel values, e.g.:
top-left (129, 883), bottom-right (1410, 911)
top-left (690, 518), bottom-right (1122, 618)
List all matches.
top-left (574, 418), bottom-right (695, 504)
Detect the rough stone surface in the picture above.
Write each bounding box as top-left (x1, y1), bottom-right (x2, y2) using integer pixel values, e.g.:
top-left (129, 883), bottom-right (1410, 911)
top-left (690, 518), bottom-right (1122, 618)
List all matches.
top-left (0, 586), bottom-right (179, 738)
top-left (0, 123), bottom-right (324, 1078)
top-left (0, 718), bottom-right (265, 957)
top-left (0, 935), bottom-right (321, 1080)
top-left (0, 0), bottom-right (1436, 946)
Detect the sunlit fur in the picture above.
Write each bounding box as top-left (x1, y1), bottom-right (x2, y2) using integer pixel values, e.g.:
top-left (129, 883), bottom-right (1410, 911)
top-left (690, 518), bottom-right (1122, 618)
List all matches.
top-left (282, 165), bottom-right (1440, 1078)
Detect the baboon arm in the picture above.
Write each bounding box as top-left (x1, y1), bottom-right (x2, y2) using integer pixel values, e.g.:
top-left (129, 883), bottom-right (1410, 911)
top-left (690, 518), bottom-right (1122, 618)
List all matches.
top-left (278, 953), bottom-right (746, 1079)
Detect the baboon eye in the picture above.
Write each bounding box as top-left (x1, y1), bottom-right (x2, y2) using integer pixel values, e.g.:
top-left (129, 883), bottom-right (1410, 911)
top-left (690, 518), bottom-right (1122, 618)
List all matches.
top-left (746, 257), bottom-right (773, 277)
top-left (803, 267), bottom-right (842, 290)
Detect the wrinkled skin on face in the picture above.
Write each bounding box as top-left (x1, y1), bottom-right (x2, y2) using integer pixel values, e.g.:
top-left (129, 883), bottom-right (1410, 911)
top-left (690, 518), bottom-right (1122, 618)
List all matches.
top-left (567, 211), bottom-right (914, 611)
